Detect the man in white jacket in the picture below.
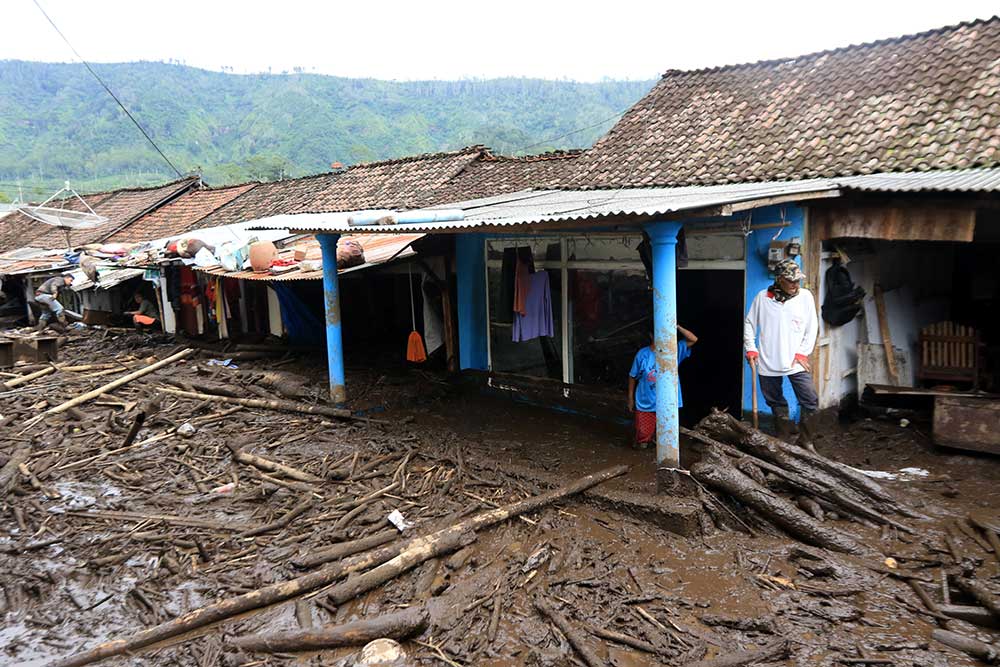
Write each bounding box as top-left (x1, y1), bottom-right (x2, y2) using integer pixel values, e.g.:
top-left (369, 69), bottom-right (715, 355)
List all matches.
top-left (744, 258), bottom-right (819, 435)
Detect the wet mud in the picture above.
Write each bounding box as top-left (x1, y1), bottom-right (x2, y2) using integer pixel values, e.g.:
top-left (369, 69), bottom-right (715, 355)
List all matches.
top-left (1, 329), bottom-right (999, 666)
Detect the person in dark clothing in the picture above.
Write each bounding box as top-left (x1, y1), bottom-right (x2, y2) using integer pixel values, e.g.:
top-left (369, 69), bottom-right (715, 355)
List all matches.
top-left (34, 273), bottom-right (73, 331)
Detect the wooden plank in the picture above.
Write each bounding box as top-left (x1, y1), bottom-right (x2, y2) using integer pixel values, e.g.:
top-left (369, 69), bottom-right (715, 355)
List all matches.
top-left (934, 396), bottom-right (1000, 455)
top-left (873, 284), bottom-right (899, 385)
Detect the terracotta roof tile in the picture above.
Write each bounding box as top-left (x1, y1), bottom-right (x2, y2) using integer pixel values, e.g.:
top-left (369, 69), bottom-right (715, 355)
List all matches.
top-left (107, 183), bottom-right (258, 243)
top-left (0, 178), bottom-right (198, 251)
top-left (568, 17), bottom-right (1000, 188)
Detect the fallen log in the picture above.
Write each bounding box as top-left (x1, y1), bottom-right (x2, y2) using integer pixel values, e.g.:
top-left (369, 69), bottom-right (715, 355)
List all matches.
top-left (939, 604), bottom-right (1000, 629)
top-left (955, 578), bottom-right (1000, 620)
top-left (292, 529), bottom-right (399, 569)
top-left (690, 449), bottom-right (864, 554)
top-left (697, 411), bottom-right (916, 518)
top-left (681, 640), bottom-right (789, 667)
top-left (534, 598), bottom-right (604, 667)
top-left (586, 624), bottom-right (664, 656)
top-left (2, 366), bottom-right (55, 390)
top-left (232, 605), bottom-right (428, 653)
top-left (158, 387), bottom-right (351, 420)
top-left (226, 443), bottom-right (323, 483)
top-left (241, 496), bottom-right (315, 538)
top-left (0, 448), bottom-right (30, 497)
top-left (26, 349), bottom-right (194, 426)
top-left (682, 427), bottom-right (914, 533)
top-left (932, 629), bottom-right (999, 664)
top-left (51, 464), bottom-right (627, 667)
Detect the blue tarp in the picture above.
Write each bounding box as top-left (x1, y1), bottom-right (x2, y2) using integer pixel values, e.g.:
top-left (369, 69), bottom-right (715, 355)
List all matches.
top-left (273, 283), bottom-right (325, 347)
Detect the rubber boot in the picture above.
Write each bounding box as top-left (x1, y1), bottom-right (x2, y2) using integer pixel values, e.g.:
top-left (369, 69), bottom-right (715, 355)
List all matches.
top-left (773, 406), bottom-right (793, 441)
top-left (35, 318), bottom-right (48, 332)
top-left (798, 408), bottom-right (818, 452)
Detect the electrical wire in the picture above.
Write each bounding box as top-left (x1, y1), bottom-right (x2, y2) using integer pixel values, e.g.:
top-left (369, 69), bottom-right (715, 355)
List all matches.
top-left (31, 0), bottom-right (184, 179)
top-left (509, 110), bottom-right (627, 155)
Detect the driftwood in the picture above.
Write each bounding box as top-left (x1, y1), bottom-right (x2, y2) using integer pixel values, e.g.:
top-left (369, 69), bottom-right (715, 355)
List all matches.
top-left (226, 443), bottom-right (323, 483)
top-left (696, 410), bottom-right (913, 517)
top-left (955, 578), bottom-right (1000, 620)
top-left (534, 598), bottom-right (604, 667)
top-left (27, 348), bottom-right (194, 424)
top-left (0, 447), bottom-right (30, 496)
top-left (932, 629), bottom-right (999, 664)
top-left (241, 496), bottom-right (315, 537)
top-left (52, 464), bottom-right (627, 667)
top-left (232, 605), bottom-right (428, 653)
top-left (587, 624), bottom-right (665, 656)
top-left (681, 640), bottom-right (789, 667)
top-left (292, 529), bottom-right (398, 570)
top-left (2, 366), bottom-right (55, 390)
top-left (690, 448), bottom-right (864, 554)
top-left (158, 387), bottom-right (351, 420)
top-left (682, 427), bottom-right (913, 533)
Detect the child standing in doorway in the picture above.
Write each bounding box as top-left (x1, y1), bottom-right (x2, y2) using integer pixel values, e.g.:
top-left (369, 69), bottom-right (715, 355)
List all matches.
top-left (627, 325), bottom-right (698, 449)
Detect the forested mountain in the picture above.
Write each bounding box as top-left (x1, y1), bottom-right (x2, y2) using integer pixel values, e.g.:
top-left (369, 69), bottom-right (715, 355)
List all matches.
top-left (0, 60), bottom-right (653, 200)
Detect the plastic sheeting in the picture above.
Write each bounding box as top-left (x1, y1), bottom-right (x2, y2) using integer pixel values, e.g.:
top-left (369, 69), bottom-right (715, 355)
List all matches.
top-left (272, 283), bottom-right (324, 347)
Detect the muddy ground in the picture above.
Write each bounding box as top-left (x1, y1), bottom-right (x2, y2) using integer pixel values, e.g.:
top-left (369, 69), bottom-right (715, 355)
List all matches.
top-left (2, 329), bottom-right (999, 666)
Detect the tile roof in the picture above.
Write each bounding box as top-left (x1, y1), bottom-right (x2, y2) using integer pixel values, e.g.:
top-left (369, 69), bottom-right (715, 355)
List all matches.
top-left (418, 150), bottom-right (582, 205)
top-left (0, 178), bottom-right (198, 252)
top-left (190, 174), bottom-right (339, 230)
top-left (568, 17), bottom-right (1000, 189)
top-left (295, 146), bottom-right (485, 213)
top-left (106, 183), bottom-right (258, 243)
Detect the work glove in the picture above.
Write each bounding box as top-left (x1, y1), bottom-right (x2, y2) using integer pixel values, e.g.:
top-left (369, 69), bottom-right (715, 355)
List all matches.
top-left (745, 351), bottom-right (759, 362)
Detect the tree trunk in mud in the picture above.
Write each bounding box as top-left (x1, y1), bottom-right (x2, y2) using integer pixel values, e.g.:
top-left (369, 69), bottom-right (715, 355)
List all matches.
top-left (932, 629), bottom-right (1000, 664)
top-left (534, 598), bottom-right (604, 667)
top-left (51, 464), bottom-right (628, 667)
top-left (158, 387), bottom-right (352, 420)
top-left (292, 529), bottom-right (399, 570)
top-left (690, 449), bottom-right (864, 555)
top-left (696, 410), bottom-right (914, 517)
top-left (681, 640), bottom-right (789, 667)
top-left (232, 606), bottom-right (429, 653)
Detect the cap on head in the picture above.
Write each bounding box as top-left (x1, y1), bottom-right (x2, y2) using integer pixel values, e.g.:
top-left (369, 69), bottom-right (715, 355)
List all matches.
top-left (774, 258), bottom-right (804, 282)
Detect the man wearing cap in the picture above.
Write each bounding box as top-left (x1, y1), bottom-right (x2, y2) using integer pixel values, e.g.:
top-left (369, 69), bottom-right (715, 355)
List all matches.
top-left (34, 273), bottom-right (74, 332)
top-left (743, 258), bottom-right (819, 436)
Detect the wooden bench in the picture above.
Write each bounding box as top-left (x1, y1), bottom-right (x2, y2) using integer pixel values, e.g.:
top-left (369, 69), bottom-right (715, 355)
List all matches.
top-left (918, 322), bottom-right (980, 389)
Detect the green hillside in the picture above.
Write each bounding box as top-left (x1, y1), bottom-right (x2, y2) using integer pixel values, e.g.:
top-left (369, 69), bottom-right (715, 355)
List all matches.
top-left (0, 60), bottom-right (654, 200)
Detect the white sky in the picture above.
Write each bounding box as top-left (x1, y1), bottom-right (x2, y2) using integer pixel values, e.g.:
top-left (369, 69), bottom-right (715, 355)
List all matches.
top-left (1, 0), bottom-right (997, 81)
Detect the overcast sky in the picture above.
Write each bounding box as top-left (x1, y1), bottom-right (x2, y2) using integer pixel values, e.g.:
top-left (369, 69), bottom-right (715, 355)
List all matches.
top-left (1, 0), bottom-right (997, 81)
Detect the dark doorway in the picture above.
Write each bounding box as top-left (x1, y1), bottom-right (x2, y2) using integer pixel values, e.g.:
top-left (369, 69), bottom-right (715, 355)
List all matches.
top-left (676, 269), bottom-right (745, 425)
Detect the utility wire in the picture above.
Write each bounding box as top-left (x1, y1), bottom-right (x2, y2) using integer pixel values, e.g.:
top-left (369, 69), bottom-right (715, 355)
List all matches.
top-left (510, 110), bottom-right (626, 155)
top-left (31, 0), bottom-right (184, 179)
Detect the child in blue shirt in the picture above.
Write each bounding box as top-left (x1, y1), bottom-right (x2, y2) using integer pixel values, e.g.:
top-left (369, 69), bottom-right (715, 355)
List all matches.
top-left (628, 325), bottom-right (698, 448)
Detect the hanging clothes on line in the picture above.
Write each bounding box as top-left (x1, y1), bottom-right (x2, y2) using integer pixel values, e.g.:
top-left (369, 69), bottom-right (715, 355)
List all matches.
top-left (513, 270), bottom-right (554, 342)
top-left (512, 246), bottom-right (535, 317)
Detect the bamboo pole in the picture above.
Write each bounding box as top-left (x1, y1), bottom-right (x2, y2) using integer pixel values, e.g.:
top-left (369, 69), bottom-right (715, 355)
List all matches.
top-left (2, 366), bottom-right (55, 390)
top-left (26, 349), bottom-right (194, 426)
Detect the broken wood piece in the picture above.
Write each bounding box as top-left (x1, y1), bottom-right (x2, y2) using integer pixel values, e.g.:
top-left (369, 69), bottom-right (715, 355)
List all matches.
top-left (534, 597), bottom-right (604, 667)
top-left (955, 578), bottom-right (1000, 620)
top-left (226, 443), bottom-right (323, 483)
top-left (52, 464), bottom-right (627, 667)
top-left (232, 605), bottom-right (428, 653)
top-left (242, 496), bottom-right (315, 538)
top-left (1, 366), bottom-right (55, 390)
top-left (932, 629), bottom-right (999, 664)
top-left (681, 640), bottom-right (789, 667)
top-left (939, 604), bottom-right (1000, 629)
top-left (0, 448), bottom-right (30, 497)
top-left (956, 518), bottom-right (995, 553)
top-left (586, 624), bottom-right (666, 656)
top-left (292, 529), bottom-right (398, 570)
top-left (159, 386), bottom-right (351, 421)
top-left (27, 348), bottom-right (194, 425)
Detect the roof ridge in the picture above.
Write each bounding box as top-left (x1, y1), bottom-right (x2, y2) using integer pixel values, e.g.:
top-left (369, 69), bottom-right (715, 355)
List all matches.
top-left (481, 149), bottom-right (584, 164)
top-left (660, 15), bottom-right (999, 78)
top-left (72, 175), bottom-right (200, 200)
top-left (344, 145), bottom-right (486, 171)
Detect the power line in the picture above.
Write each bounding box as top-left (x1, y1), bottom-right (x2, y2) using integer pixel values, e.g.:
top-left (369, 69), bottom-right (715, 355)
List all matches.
top-left (510, 110), bottom-right (626, 155)
top-left (31, 0), bottom-right (184, 179)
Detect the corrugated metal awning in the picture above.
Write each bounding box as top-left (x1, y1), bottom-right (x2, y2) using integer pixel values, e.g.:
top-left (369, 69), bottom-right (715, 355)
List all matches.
top-left (837, 167), bottom-right (1000, 193)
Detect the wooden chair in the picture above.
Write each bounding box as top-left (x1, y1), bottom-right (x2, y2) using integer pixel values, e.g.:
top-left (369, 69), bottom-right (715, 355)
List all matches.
top-left (917, 321), bottom-right (980, 389)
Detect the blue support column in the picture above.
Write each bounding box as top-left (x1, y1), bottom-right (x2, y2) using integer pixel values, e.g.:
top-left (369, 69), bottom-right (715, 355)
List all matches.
top-left (644, 221), bottom-right (685, 471)
top-left (318, 234), bottom-right (346, 406)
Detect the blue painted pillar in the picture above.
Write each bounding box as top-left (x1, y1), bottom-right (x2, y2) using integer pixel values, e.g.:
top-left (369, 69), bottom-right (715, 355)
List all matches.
top-left (455, 234), bottom-right (489, 370)
top-left (318, 233), bottom-right (346, 405)
top-left (644, 221), bottom-right (684, 470)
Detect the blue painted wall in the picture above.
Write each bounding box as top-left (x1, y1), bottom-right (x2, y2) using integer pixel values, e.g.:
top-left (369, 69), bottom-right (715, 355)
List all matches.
top-left (741, 204), bottom-right (807, 420)
top-left (455, 233), bottom-right (489, 370)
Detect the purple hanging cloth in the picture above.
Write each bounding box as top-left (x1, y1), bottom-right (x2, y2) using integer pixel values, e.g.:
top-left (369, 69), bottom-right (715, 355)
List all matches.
top-left (513, 271), bottom-right (554, 342)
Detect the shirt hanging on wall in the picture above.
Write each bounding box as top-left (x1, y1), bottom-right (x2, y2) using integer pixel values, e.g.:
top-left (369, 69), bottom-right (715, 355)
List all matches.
top-left (513, 271), bottom-right (554, 342)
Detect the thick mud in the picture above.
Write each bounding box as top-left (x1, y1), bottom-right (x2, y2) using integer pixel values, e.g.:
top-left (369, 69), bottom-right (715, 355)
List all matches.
top-left (1, 330), bottom-right (998, 666)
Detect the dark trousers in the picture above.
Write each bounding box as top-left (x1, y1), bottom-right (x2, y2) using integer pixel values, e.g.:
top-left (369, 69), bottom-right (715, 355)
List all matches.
top-left (759, 371), bottom-right (819, 414)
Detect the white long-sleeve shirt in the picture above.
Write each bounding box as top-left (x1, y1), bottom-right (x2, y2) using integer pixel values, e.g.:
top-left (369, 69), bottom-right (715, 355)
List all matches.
top-left (743, 288), bottom-right (818, 377)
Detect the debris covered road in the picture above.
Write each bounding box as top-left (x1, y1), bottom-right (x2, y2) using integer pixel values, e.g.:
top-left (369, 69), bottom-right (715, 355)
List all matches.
top-left (2, 329), bottom-right (999, 666)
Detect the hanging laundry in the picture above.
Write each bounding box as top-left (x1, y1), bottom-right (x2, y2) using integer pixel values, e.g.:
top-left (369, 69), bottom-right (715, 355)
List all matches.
top-left (513, 270), bottom-right (554, 342)
top-left (512, 246), bottom-right (535, 316)
top-left (498, 247), bottom-right (517, 324)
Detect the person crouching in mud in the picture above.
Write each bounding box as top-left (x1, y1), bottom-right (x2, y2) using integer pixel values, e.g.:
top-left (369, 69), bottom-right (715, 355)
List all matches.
top-left (125, 292), bottom-right (159, 332)
top-left (34, 272), bottom-right (74, 332)
top-left (627, 325), bottom-right (698, 449)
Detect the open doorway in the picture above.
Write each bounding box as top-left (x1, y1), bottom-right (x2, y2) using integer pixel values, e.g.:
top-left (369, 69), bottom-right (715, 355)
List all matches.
top-left (676, 269), bottom-right (745, 425)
